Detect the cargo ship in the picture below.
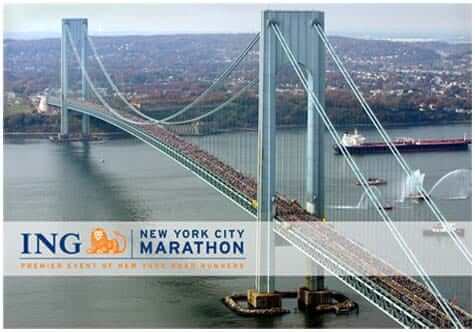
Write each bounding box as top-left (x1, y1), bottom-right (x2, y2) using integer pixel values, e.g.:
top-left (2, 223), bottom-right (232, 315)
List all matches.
top-left (334, 129), bottom-right (471, 154)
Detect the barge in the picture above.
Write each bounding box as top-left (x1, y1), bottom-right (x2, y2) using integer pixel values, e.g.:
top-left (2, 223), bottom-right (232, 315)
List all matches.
top-left (423, 223), bottom-right (464, 236)
top-left (334, 129), bottom-right (471, 154)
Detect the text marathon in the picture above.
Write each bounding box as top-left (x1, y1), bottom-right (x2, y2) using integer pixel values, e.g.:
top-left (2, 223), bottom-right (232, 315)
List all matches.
top-left (138, 227), bottom-right (245, 256)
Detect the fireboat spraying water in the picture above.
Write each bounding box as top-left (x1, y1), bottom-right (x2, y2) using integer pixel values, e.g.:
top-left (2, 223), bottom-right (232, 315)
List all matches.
top-left (402, 169), bottom-right (428, 201)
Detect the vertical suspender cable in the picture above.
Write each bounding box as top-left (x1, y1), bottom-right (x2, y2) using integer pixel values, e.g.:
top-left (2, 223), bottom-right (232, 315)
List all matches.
top-left (314, 24), bottom-right (471, 264)
top-left (66, 26), bottom-right (154, 126)
top-left (88, 36), bottom-right (161, 123)
top-left (271, 23), bottom-right (463, 328)
top-left (89, 34), bottom-right (260, 126)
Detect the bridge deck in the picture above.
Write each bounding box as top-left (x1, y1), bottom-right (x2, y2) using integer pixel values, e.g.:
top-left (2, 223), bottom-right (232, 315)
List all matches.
top-left (49, 97), bottom-right (471, 328)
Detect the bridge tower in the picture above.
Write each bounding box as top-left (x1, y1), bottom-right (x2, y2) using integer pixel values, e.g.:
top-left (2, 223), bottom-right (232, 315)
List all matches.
top-left (61, 18), bottom-right (90, 138)
top-left (255, 10), bottom-right (325, 307)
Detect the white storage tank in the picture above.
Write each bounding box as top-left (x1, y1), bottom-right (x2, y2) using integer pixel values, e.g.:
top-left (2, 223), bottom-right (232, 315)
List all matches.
top-left (38, 95), bottom-right (48, 113)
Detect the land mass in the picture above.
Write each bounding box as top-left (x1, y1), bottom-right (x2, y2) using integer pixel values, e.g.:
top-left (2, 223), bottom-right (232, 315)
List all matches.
top-left (4, 34), bottom-right (471, 133)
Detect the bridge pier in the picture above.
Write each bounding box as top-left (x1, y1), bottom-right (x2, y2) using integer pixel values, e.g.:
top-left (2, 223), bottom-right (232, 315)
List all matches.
top-left (255, 9), bottom-right (278, 300)
top-left (304, 266), bottom-right (325, 290)
top-left (81, 115), bottom-right (90, 137)
top-left (298, 265), bottom-right (327, 311)
top-left (60, 109), bottom-right (69, 138)
top-left (79, 19), bottom-right (90, 139)
top-left (303, 8), bottom-right (327, 301)
top-left (60, 19), bottom-right (69, 138)
top-left (252, 10), bottom-right (328, 312)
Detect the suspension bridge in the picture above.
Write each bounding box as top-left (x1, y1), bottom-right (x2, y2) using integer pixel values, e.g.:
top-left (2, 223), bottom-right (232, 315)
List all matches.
top-left (45, 11), bottom-right (471, 328)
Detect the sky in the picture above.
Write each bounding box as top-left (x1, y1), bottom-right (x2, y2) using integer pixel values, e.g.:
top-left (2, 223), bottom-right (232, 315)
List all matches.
top-left (4, 3), bottom-right (472, 41)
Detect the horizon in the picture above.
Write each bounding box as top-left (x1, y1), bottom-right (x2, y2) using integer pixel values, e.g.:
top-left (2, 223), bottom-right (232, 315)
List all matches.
top-left (4, 3), bottom-right (472, 42)
top-left (4, 31), bottom-right (472, 45)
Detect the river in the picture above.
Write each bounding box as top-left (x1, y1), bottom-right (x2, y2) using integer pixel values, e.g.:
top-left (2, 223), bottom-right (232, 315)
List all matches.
top-left (4, 124), bottom-right (471, 328)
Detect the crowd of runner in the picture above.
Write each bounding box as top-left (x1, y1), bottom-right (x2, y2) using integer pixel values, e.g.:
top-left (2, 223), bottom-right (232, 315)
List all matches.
top-left (296, 223), bottom-right (471, 328)
top-left (70, 99), bottom-right (471, 328)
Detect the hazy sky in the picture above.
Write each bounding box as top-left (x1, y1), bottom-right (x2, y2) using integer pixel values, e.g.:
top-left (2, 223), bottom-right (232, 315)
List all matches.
top-left (4, 3), bottom-right (472, 40)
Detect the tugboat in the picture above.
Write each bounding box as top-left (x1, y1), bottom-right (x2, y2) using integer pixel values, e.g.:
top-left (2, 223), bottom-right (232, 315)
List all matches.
top-left (407, 192), bottom-right (430, 202)
top-left (406, 188), bottom-right (429, 203)
top-left (335, 129), bottom-right (471, 154)
top-left (423, 223), bottom-right (464, 236)
top-left (355, 177), bottom-right (387, 186)
top-left (404, 169), bottom-right (429, 202)
top-left (373, 203), bottom-right (393, 211)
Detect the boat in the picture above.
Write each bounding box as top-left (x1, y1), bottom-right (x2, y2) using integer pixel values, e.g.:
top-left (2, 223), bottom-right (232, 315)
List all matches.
top-left (423, 223), bottom-right (464, 236)
top-left (381, 205), bottom-right (393, 211)
top-left (355, 177), bottom-right (387, 186)
top-left (406, 192), bottom-right (430, 202)
top-left (334, 129), bottom-right (471, 154)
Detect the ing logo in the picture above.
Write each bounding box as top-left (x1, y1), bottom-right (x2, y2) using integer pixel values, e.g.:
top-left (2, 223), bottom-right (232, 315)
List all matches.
top-left (87, 227), bottom-right (127, 254)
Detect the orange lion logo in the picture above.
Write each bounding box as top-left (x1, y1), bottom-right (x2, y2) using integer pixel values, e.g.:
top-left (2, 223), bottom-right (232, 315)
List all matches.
top-left (87, 228), bottom-right (127, 254)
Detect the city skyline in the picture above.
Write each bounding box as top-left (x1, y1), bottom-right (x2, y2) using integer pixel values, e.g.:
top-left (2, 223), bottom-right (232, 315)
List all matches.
top-left (4, 3), bottom-right (472, 41)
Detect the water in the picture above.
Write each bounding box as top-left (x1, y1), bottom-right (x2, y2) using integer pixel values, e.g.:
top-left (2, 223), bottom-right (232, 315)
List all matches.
top-left (4, 124), bottom-right (471, 328)
top-left (324, 126), bottom-right (472, 222)
top-left (430, 169), bottom-right (472, 199)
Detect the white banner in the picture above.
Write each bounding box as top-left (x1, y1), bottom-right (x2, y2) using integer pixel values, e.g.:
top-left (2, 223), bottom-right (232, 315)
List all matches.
top-left (4, 221), bottom-right (471, 276)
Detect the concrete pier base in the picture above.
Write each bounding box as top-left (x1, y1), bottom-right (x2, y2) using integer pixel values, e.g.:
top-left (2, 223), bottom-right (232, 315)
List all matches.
top-left (224, 289), bottom-right (357, 317)
top-left (223, 293), bottom-right (289, 317)
top-left (297, 287), bottom-right (359, 315)
top-left (297, 287), bottom-right (331, 311)
top-left (49, 133), bottom-right (102, 143)
top-left (247, 289), bottom-right (282, 309)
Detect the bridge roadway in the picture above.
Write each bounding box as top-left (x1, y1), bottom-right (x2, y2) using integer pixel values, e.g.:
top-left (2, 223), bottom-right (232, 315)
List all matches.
top-left (49, 97), bottom-right (471, 328)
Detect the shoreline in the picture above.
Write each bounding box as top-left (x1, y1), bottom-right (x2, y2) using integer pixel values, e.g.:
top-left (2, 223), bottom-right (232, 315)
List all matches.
top-left (3, 121), bottom-right (471, 140)
top-left (3, 132), bottom-right (129, 139)
top-left (340, 120), bottom-right (472, 129)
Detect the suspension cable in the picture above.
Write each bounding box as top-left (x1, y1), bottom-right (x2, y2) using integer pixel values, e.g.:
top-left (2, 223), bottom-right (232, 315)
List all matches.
top-left (89, 33), bottom-right (259, 124)
top-left (313, 24), bottom-right (471, 264)
top-left (271, 23), bottom-right (464, 328)
top-left (66, 26), bottom-right (153, 126)
top-left (88, 36), bottom-right (160, 123)
top-left (158, 33), bottom-right (260, 123)
top-left (163, 79), bottom-right (257, 125)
